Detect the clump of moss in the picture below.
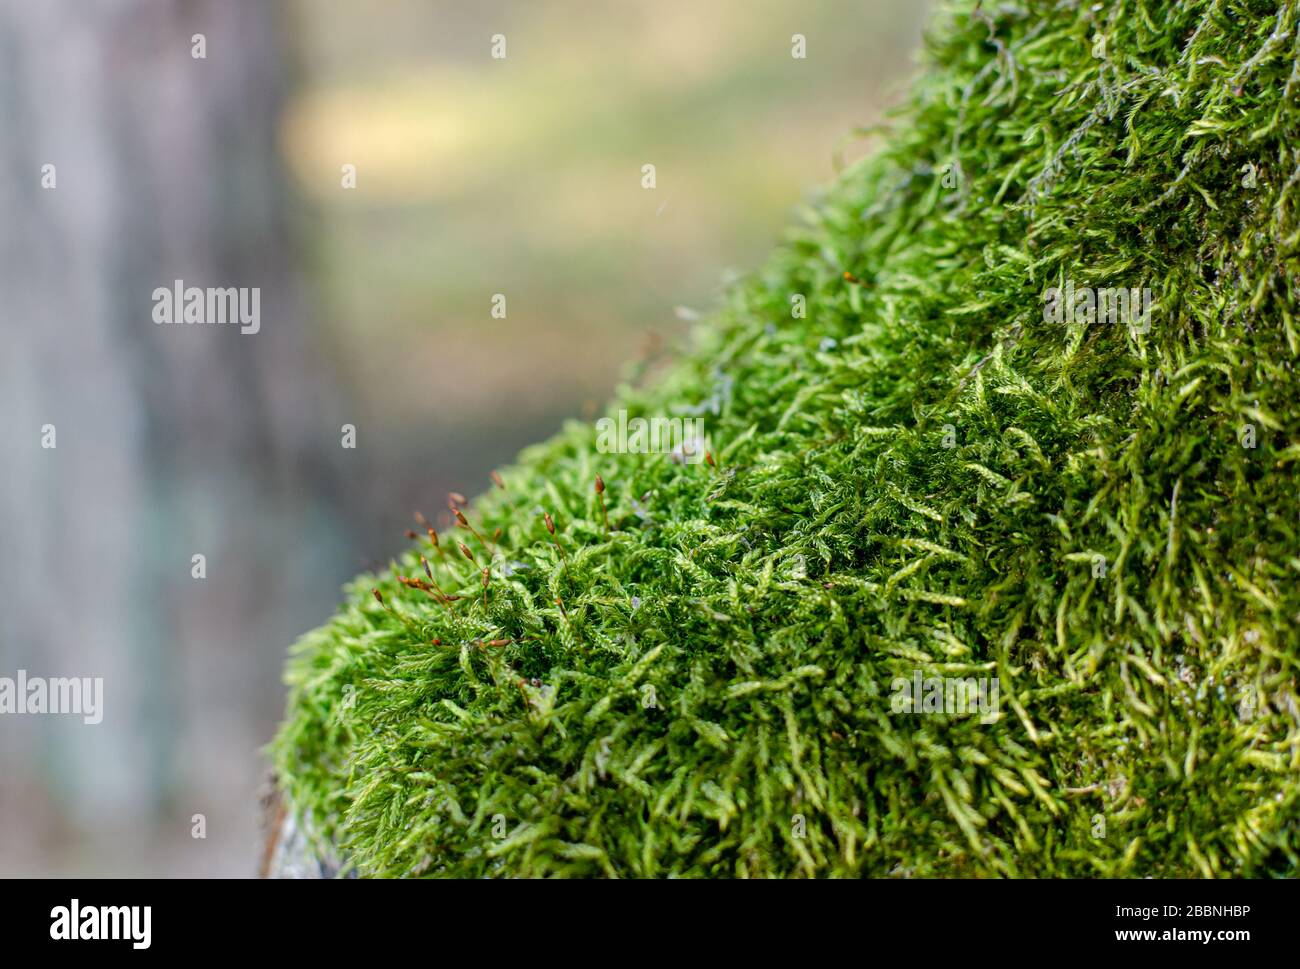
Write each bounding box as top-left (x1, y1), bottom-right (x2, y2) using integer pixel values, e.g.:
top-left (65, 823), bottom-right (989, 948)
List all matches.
top-left (274, 0), bottom-right (1300, 877)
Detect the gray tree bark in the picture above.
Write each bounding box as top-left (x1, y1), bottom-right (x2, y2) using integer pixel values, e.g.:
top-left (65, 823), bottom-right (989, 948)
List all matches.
top-left (0, 0), bottom-right (350, 872)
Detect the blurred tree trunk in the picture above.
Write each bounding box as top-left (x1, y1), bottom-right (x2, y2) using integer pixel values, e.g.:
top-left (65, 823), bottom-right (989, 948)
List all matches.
top-left (0, 0), bottom-right (351, 872)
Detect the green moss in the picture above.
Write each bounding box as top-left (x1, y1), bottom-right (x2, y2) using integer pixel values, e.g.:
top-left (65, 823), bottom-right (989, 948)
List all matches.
top-left (274, 0), bottom-right (1300, 877)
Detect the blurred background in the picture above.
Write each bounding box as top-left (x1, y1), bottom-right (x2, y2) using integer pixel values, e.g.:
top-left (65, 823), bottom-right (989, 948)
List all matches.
top-left (0, 0), bottom-right (927, 876)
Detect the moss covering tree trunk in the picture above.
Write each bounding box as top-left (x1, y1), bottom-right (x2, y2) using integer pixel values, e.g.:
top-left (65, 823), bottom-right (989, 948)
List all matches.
top-left (273, 0), bottom-right (1300, 877)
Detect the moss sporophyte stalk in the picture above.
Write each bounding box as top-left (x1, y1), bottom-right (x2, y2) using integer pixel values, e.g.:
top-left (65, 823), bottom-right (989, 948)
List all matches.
top-left (273, 0), bottom-right (1300, 877)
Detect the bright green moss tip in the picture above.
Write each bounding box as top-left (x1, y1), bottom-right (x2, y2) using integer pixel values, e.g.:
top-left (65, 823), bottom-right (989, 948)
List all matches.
top-left (274, 0), bottom-right (1300, 877)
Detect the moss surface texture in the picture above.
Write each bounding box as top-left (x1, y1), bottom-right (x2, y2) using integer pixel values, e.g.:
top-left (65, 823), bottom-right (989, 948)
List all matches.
top-left (274, 0), bottom-right (1300, 877)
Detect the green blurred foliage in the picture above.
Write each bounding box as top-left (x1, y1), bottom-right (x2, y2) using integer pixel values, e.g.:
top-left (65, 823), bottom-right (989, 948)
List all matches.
top-left (286, 0), bottom-right (928, 432)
